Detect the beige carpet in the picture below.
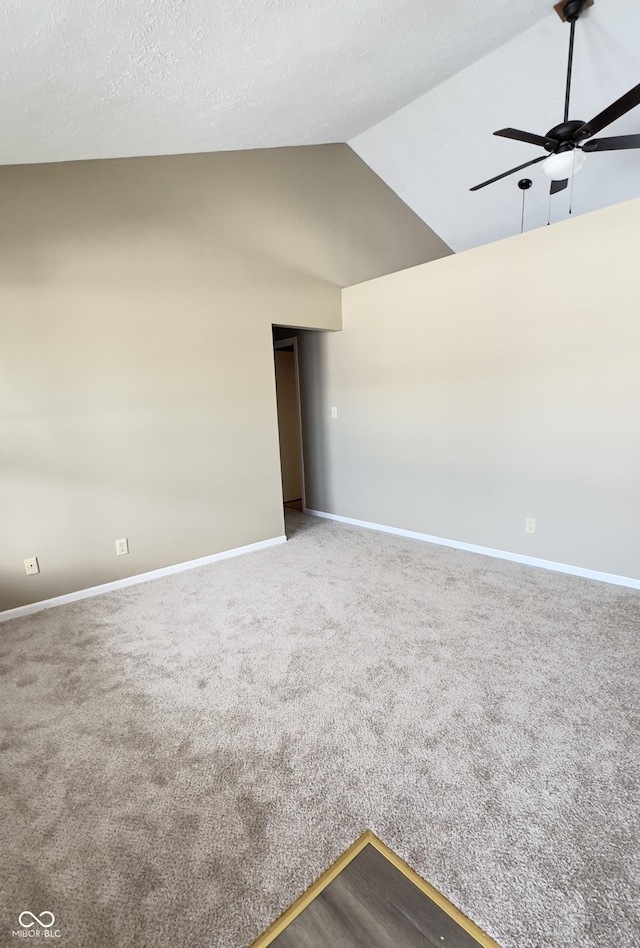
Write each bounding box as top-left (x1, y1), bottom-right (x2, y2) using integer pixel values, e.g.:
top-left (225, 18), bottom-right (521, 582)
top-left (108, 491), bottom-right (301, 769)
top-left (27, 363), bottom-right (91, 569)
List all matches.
top-left (1, 512), bottom-right (638, 948)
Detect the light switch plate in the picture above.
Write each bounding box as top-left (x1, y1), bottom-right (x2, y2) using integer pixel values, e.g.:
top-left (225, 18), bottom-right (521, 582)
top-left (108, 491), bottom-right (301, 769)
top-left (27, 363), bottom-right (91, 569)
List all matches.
top-left (331, 407), bottom-right (338, 419)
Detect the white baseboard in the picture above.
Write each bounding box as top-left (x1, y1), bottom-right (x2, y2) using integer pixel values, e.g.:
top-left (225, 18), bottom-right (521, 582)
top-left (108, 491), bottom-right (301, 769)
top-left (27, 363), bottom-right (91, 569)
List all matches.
top-left (0, 535), bottom-right (287, 624)
top-left (304, 509), bottom-right (640, 590)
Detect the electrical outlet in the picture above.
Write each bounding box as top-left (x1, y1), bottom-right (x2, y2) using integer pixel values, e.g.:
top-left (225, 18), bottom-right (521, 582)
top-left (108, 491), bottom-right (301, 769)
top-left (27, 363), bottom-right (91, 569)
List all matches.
top-left (115, 538), bottom-right (129, 556)
top-left (331, 406), bottom-right (338, 419)
top-left (525, 518), bottom-right (536, 534)
top-left (24, 557), bottom-right (40, 575)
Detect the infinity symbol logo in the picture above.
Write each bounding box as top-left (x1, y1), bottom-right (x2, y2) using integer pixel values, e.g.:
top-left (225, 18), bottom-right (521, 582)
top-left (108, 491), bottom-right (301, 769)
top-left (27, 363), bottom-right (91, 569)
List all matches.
top-left (18, 911), bottom-right (56, 929)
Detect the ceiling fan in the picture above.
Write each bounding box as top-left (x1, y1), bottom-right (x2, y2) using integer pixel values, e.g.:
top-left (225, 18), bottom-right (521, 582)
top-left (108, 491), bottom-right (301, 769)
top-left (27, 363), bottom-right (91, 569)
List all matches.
top-left (471, 0), bottom-right (640, 194)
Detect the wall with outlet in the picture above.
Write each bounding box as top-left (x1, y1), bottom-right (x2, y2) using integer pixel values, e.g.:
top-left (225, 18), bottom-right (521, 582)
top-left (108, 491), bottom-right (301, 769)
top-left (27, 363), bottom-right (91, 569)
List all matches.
top-left (0, 145), bottom-right (448, 611)
top-left (299, 197), bottom-right (640, 582)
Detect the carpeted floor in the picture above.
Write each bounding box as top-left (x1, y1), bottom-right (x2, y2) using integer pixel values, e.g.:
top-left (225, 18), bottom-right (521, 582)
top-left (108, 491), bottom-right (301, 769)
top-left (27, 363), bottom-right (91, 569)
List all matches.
top-left (1, 512), bottom-right (639, 948)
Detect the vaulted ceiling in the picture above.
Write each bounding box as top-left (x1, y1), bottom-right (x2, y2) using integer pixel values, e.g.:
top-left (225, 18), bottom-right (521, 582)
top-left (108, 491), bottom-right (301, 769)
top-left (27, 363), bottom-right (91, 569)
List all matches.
top-left (2, 0), bottom-right (639, 251)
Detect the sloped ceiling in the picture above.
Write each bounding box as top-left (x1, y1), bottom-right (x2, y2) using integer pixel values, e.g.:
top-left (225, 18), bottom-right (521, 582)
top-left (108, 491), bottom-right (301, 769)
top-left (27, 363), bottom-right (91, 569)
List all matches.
top-left (350, 0), bottom-right (640, 251)
top-left (0, 0), bottom-right (548, 165)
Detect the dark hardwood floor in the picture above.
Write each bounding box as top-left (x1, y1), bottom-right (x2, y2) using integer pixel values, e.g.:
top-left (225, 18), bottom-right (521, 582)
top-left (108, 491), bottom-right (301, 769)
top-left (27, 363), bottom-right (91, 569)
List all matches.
top-left (270, 843), bottom-right (486, 947)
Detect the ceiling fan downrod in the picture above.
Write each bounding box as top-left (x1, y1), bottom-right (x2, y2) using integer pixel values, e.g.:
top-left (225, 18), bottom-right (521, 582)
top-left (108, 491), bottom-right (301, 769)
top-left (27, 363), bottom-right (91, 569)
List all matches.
top-left (562, 0), bottom-right (587, 123)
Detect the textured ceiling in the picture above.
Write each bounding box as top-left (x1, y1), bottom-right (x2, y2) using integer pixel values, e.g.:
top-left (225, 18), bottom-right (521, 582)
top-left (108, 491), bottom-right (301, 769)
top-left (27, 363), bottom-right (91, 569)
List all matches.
top-left (350, 0), bottom-right (640, 251)
top-left (0, 0), bottom-right (548, 165)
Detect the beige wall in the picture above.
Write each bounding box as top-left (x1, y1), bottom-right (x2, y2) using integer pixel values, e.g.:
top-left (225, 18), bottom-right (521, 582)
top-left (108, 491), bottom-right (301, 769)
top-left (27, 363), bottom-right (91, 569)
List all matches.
top-left (301, 198), bottom-right (640, 582)
top-left (0, 145), bottom-right (449, 611)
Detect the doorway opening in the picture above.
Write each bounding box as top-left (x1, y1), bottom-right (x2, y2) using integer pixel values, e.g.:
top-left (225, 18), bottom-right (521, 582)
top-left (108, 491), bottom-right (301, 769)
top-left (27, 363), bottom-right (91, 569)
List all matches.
top-left (273, 333), bottom-right (305, 513)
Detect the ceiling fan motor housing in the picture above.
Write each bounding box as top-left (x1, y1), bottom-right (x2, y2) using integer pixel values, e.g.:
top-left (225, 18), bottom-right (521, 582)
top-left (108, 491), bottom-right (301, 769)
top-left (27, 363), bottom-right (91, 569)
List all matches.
top-left (546, 120), bottom-right (587, 150)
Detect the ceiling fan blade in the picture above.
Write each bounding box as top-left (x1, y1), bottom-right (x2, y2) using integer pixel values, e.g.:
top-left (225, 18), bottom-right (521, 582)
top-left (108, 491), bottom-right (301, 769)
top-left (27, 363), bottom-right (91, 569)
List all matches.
top-left (582, 133), bottom-right (640, 152)
top-left (550, 178), bottom-right (568, 194)
top-left (575, 82), bottom-right (640, 139)
top-left (470, 154), bottom-right (547, 192)
top-left (494, 128), bottom-right (557, 149)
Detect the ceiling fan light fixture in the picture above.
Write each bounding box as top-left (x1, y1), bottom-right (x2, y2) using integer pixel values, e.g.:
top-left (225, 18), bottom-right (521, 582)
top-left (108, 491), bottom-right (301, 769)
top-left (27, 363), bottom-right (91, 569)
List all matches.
top-left (542, 148), bottom-right (587, 180)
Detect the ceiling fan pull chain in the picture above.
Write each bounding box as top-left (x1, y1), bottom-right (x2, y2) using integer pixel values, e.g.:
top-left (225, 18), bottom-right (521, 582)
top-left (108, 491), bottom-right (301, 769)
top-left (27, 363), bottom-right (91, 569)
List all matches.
top-left (569, 149), bottom-right (576, 214)
top-left (517, 178), bottom-right (532, 233)
top-left (547, 189), bottom-right (552, 226)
